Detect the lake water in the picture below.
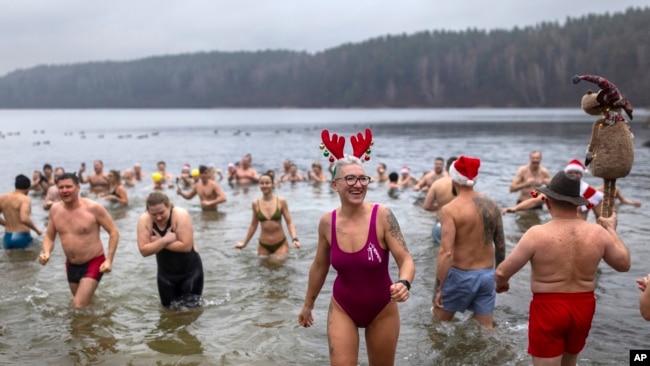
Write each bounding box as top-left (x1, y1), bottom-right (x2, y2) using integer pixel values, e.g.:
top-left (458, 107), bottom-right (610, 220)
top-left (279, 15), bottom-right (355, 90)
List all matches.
top-left (1, 108), bottom-right (649, 365)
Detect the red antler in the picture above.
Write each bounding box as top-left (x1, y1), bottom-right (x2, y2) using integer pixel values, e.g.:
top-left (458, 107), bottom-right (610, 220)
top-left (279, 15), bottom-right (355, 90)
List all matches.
top-left (350, 128), bottom-right (372, 159)
top-left (321, 129), bottom-right (345, 160)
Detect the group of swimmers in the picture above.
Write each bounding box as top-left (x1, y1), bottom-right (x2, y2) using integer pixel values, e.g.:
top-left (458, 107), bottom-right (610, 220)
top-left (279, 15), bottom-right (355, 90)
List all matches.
top-left (1, 143), bottom-right (647, 365)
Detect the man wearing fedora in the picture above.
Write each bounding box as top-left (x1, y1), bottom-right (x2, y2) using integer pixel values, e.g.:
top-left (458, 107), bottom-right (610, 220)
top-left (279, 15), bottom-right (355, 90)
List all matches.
top-left (495, 170), bottom-right (630, 366)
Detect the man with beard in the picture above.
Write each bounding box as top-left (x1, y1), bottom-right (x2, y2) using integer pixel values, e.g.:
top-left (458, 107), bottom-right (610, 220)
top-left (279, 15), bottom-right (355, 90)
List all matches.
top-left (509, 150), bottom-right (551, 209)
top-left (414, 157), bottom-right (447, 192)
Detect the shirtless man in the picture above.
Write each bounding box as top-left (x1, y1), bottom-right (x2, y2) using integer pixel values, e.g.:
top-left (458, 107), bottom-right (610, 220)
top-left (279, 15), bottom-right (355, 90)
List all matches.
top-left (156, 161), bottom-right (175, 189)
top-left (495, 170), bottom-right (630, 365)
top-left (397, 166), bottom-right (418, 189)
top-left (502, 159), bottom-right (603, 221)
top-left (79, 160), bottom-right (110, 194)
top-left (414, 157), bottom-right (447, 192)
top-left (509, 150), bottom-right (551, 208)
top-left (133, 163), bottom-right (145, 182)
top-left (0, 175), bottom-right (43, 249)
top-left (177, 165), bottom-right (227, 211)
top-left (434, 156), bottom-right (505, 329)
top-left (423, 157), bottom-right (457, 244)
top-left (38, 173), bottom-right (119, 308)
top-left (43, 167), bottom-right (65, 210)
top-left (235, 154), bottom-right (259, 185)
top-left (280, 163), bottom-right (306, 183)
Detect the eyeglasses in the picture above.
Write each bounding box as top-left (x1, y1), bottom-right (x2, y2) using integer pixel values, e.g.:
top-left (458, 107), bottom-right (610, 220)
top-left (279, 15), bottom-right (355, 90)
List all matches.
top-left (335, 175), bottom-right (371, 186)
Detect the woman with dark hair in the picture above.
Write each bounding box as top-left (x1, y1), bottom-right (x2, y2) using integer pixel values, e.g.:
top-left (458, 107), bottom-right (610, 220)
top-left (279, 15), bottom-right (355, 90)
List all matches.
top-left (235, 173), bottom-right (300, 263)
top-left (102, 169), bottom-right (129, 206)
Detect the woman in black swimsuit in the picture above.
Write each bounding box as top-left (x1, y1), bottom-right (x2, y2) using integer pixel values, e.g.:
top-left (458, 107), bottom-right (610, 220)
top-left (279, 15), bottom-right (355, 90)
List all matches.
top-left (102, 170), bottom-right (129, 206)
top-left (137, 192), bottom-right (203, 308)
top-left (235, 173), bottom-right (301, 263)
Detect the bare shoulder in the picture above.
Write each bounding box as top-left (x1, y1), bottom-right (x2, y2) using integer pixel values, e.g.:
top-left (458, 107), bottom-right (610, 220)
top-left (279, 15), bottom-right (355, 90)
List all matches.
top-left (172, 206), bottom-right (191, 218)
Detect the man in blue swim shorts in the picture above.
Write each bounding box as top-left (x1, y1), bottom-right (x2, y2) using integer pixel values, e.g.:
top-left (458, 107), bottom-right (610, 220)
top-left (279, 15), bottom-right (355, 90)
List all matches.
top-left (433, 156), bottom-right (505, 329)
top-left (0, 174), bottom-right (43, 249)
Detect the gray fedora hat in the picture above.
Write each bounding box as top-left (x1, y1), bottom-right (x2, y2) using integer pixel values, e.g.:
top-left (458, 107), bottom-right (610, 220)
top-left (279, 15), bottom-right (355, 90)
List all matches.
top-left (536, 171), bottom-right (589, 206)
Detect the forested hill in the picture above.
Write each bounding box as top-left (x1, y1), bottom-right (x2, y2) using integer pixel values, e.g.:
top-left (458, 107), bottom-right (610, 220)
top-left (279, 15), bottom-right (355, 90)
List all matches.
top-left (1, 7), bottom-right (648, 109)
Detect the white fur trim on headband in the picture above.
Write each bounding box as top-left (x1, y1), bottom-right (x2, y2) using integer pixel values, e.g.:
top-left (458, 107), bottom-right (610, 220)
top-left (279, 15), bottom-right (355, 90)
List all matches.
top-left (449, 163), bottom-right (475, 187)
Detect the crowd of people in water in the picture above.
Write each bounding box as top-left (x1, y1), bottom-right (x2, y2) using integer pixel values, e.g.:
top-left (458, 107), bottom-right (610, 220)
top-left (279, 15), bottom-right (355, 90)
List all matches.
top-left (1, 146), bottom-right (647, 365)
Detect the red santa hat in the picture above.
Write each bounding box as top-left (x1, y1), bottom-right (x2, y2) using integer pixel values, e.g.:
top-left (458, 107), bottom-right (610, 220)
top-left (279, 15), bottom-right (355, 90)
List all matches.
top-left (449, 156), bottom-right (480, 187)
top-left (579, 180), bottom-right (603, 212)
top-left (400, 166), bottom-right (411, 174)
top-left (564, 159), bottom-right (585, 174)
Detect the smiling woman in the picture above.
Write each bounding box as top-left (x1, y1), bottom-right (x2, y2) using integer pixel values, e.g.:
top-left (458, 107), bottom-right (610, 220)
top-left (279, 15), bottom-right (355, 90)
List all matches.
top-left (298, 130), bottom-right (416, 366)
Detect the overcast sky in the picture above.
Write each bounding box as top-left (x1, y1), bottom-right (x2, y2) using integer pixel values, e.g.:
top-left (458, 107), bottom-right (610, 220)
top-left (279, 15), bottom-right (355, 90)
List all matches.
top-left (0, 1), bottom-right (647, 76)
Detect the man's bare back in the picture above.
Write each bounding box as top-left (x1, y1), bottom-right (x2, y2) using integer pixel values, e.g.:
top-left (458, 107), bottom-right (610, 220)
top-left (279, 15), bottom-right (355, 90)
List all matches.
top-left (440, 191), bottom-right (504, 270)
top-left (423, 176), bottom-right (454, 213)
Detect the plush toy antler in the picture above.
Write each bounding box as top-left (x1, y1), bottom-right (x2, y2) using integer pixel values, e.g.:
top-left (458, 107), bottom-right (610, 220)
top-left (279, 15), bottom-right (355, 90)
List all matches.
top-left (572, 74), bottom-right (633, 120)
top-left (350, 128), bottom-right (373, 160)
top-left (319, 128), bottom-right (373, 162)
top-left (320, 130), bottom-right (345, 161)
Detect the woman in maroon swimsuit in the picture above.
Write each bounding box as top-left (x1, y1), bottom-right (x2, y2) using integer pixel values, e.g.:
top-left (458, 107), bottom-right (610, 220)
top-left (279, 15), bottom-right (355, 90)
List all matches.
top-left (298, 152), bottom-right (415, 366)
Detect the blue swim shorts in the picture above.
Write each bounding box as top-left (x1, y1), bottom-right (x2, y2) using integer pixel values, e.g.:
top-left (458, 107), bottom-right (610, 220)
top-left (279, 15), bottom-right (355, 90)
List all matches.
top-left (3, 232), bottom-right (34, 249)
top-left (432, 220), bottom-right (442, 245)
top-left (441, 266), bottom-right (495, 315)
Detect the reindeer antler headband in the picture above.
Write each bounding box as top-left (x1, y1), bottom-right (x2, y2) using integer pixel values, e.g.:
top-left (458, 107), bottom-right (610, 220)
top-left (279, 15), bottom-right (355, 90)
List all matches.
top-left (319, 128), bottom-right (373, 162)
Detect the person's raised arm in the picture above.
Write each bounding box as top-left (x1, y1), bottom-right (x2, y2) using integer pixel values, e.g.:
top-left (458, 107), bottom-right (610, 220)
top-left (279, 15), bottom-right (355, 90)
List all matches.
top-left (382, 207), bottom-right (415, 302)
top-left (502, 196), bottom-right (544, 214)
top-left (176, 186), bottom-right (197, 200)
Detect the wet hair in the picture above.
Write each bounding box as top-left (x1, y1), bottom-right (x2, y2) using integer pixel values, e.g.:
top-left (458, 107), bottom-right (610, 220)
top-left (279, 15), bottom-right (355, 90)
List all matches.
top-left (446, 156), bottom-right (458, 172)
top-left (388, 172), bottom-right (399, 183)
top-left (199, 165), bottom-right (209, 174)
top-left (261, 172), bottom-right (275, 185)
top-left (332, 155), bottom-right (364, 179)
top-left (56, 172), bottom-right (79, 185)
top-left (43, 163), bottom-right (52, 171)
top-left (311, 161), bottom-right (322, 169)
top-left (15, 174), bottom-right (30, 190)
top-left (146, 191), bottom-right (171, 210)
top-left (109, 169), bottom-right (121, 181)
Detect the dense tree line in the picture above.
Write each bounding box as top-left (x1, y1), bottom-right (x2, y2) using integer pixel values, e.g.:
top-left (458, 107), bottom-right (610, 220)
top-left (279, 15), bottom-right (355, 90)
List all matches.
top-left (0, 7), bottom-right (648, 108)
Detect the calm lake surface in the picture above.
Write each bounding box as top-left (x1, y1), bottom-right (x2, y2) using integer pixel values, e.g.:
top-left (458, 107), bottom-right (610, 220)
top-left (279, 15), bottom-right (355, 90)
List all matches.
top-left (1, 108), bottom-right (649, 365)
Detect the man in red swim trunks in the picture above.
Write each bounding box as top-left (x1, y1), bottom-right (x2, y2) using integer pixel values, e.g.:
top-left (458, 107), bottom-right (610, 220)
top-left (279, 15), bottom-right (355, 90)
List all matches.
top-left (495, 170), bottom-right (630, 365)
top-left (38, 173), bottom-right (119, 308)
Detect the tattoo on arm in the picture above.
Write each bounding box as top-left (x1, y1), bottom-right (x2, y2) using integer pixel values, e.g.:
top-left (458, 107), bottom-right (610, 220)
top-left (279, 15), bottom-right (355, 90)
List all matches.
top-left (386, 209), bottom-right (409, 252)
top-left (474, 197), bottom-right (498, 245)
top-left (494, 223), bottom-right (506, 266)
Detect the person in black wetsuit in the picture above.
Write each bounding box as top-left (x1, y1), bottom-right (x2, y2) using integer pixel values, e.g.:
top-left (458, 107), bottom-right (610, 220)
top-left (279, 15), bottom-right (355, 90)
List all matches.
top-left (137, 191), bottom-right (203, 308)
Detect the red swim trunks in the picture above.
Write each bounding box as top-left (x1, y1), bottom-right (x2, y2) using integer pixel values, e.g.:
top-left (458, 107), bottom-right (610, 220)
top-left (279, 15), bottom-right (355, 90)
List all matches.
top-left (528, 292), bottom-right (595, 358)
top-left (66, 253), bottom-right (106, 283)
